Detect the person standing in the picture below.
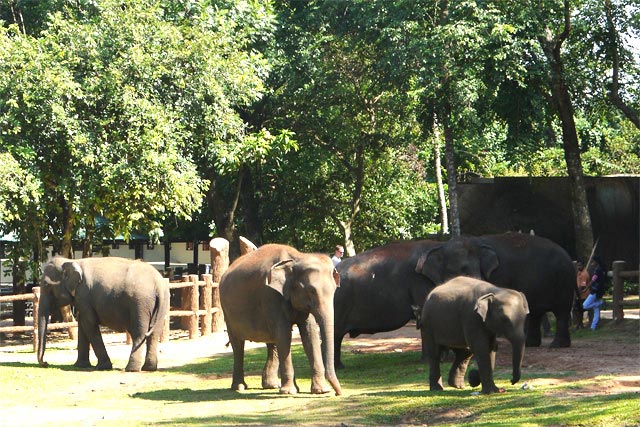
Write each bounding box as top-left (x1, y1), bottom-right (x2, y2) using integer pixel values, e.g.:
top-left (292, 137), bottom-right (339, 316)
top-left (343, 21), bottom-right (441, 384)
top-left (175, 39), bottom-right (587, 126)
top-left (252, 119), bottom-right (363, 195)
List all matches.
top-left (332, 245), bottom-right (344, 267)
top-left (582, 256), bottom-right (607, 330)
top-left (573, 260), bottom-right (592, 329)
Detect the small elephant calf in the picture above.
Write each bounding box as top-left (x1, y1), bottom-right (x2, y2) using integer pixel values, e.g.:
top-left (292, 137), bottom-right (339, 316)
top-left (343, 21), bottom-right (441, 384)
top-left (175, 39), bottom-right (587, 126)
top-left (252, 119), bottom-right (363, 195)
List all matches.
top-left (419, 276), bottom-right (529, 394)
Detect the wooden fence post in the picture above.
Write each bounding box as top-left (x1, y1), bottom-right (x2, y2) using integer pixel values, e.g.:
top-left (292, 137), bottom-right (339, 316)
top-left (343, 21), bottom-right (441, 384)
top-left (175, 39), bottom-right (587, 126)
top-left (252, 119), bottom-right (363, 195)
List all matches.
top-left (210, 237), bottom-right (229, 332)
top-left (32, 286), bottom-right (40, 353)
top-left (161, 278), bottom-right (170, 343)
top-left (201, 274), bottom-right (213, 336)
top-left (188, 274), bottom-right (199, 339)
top-left (611, 260), bottom-right (625, 323)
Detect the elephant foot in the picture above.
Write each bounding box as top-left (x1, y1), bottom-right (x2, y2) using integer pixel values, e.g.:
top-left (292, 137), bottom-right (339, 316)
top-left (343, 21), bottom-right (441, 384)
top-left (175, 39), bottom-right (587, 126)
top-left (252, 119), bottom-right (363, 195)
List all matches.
top-left (232, 381), bottom-right (248, 391)
top-left (141, 362), bottom-right (158, 372)
top-left (262, 378), bottom-right (280, 389)
top-left (549, 338), bottom-right (571, 348)
top-left (429, 382), bottom-right (444, 391)
top-left (279, 382), bottom-right (299, 395)
top-left (525, 338), bottom-right (541, 347)
top-left (74, 360), bottom-right (92, 369)
top-left (311, 380), bottom-right (332, 394)
top-left (448, 378), bottom-right (465, 389)
top-left (96, 361), bottom-right (113, 371)
top-left (481, 386), bottom-right (506, 394)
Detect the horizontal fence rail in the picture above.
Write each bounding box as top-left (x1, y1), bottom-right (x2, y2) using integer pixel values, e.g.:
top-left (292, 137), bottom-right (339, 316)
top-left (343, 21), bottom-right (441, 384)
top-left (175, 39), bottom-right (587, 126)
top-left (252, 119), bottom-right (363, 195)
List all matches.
top-left (0, 273), bottom-right (224, 355)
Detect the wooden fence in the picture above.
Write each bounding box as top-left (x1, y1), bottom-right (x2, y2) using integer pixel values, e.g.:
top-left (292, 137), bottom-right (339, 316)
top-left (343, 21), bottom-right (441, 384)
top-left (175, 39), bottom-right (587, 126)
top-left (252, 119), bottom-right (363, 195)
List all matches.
top-left (0, 273), bottom-right (224, 354)
top-left (609, 260), bottom-right (639, 323)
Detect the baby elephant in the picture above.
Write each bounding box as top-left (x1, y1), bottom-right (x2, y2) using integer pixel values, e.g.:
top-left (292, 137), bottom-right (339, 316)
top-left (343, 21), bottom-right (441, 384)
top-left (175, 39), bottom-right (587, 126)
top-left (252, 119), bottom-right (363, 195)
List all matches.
top-left (420, 276), bottom-right (529, 394)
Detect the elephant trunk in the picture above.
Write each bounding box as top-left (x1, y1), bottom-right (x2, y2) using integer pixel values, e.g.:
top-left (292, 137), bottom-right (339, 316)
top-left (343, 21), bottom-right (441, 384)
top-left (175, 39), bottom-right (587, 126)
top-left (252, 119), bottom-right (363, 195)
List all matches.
top-left (510, 336), bottom-right (526, 385)
top-left (37, 289), bottom-right (51, 367)
top-left (318, 316), bottom-right (342, 396)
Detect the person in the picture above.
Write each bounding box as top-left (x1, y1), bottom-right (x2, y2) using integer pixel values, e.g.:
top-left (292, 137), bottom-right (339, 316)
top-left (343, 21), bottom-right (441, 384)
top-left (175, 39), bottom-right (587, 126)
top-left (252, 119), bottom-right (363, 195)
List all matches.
top-left (573, 260), bottom-right (592, 329)
top-left (582, 256), bottom-right (607, 330)
top-left (332, 245), bottom-right (344, 266)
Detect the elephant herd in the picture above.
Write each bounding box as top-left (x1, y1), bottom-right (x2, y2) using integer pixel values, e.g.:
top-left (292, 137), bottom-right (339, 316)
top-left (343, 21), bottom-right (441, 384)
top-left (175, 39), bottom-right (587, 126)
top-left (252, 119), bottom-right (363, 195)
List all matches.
top-left (35, 233), bottom-right (577, 396)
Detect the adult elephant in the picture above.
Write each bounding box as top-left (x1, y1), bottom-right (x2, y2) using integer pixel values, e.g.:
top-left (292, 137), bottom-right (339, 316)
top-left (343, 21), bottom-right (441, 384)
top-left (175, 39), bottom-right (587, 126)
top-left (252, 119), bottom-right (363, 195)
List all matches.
top-left (38, 256), bottom-right (170, 371)
top-left (334, 239), bottom-right (441, 369)
top-left (420, 276), bottom-right (529, 394)
top-left (416, 233), bottom-right (575, 348)
top-left (219, 244), bottom-right (342, 395)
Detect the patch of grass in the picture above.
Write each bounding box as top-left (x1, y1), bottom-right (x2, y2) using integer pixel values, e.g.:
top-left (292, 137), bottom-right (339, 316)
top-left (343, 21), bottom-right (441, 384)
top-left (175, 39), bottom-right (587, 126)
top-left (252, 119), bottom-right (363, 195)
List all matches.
top-left (1, 319), bottom-right (639, 426)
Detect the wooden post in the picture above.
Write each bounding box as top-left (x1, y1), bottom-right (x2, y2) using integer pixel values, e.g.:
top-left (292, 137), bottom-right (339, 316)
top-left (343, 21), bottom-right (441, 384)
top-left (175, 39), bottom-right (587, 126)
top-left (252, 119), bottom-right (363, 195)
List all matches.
top-left (611, 260), bottom-right (625, 323)
top-left (239, 235), bottom-right (258, 255)
top-left (161, 278), bottom-right (170, 343)
top-left (180, 274), bottom-right (191, 329)
top-left (32, 286), bottom-right (40, 353)
top-left (209, 237), bottom-right (229, 332)
top-left (188, 274), bottom-right (199, 339)
top-left (201, 274), bottom-right (213, 336)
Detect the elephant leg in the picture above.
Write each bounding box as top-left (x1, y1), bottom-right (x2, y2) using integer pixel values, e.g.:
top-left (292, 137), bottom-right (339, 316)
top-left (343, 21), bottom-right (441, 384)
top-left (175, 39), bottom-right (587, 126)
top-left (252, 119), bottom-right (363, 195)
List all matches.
top-left (142, 331), bottom-right (160, 372)
top-left (549, 310), bottom-right (571, 348)
top-left (334, 329), bottom-right (346, 370)
top-left (125, 332), bottom-right (147, 372)
top-left (448, 348), bottom-right (473, 389)
top-left (229, 332), bottom-right (248, 391)
top-left (299, 318), bottom-right (330, 394)
top-left (526, 312), bottom-right (542, 347)
top-left (79, 314), bottom-right (112, 370)
top-left (276, 332), bottom-right (298, 395)
top-left (74, 322), bottom-right (92, 369)
top-left (422, 333), bottom-right (444, 391)
top-left (472, 337), bottom-right (501, 394)
top-left (262, 344), bottom-right (280, 389)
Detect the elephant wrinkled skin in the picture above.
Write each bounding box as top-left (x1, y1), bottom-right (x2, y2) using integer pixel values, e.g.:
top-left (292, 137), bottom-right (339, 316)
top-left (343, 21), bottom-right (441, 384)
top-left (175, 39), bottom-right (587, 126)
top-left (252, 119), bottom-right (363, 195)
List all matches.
top-left (219, 244), bottom-right (342, 395)
top-left (416, 233), bottom-right (575, 347)
top-left (333, 239), bottom-right (441, 368)
top-left (38, 256), bottom-right (170, 371)
top-left (420, 276), bottom-right (529, 394)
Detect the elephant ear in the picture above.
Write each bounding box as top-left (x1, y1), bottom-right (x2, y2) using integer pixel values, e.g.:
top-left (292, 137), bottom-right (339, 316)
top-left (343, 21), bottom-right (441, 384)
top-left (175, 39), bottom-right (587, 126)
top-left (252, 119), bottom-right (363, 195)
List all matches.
top-left (61, 262), bottom-right (83, 297)
top-left (415, 246), bottom-right (443, 285)
top-left (267, 259), bottom-right (295, 297)
top-left (333, 268), bottom-right (341, 287)
top-left (475, 293), bottom-right (495, 322)
top-left (478, 245), bottom-right (499, 279)
top-left (519, 291), bottom-right (530, 315)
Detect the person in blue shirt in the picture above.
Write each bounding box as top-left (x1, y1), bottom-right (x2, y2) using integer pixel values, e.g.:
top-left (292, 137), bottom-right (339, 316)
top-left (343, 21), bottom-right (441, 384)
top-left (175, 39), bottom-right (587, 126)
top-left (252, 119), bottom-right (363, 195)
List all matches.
top-left (582, 256), bottom-right (607, 330)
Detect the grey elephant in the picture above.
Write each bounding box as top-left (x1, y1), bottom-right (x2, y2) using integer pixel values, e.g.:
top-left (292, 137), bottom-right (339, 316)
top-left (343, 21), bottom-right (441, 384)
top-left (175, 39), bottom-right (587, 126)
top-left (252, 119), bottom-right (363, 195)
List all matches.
top-left (420, 276), bottom-right (529, 394)
top-left (38, 256), bottom-right (170, 372)
top-left (416, 233), bottom-right (574, 348)
top-left (220, 244), bottom-right (342, 395)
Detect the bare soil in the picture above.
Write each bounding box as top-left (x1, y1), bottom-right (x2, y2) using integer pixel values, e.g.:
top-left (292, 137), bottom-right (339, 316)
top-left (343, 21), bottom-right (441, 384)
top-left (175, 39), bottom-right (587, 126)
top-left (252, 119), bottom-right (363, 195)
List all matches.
top-left (342, 317), bottom-right (640, 396)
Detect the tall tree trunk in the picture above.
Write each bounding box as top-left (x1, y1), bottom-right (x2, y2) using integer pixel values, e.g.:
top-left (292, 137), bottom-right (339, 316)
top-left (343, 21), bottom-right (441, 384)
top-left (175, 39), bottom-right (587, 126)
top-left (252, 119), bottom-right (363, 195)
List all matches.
top-left (58, 197), bottom-right (77, 339)
top-left (335, 144), bottom-right (364, 257)
top-left (442, 101), bottom-right (460, 237)
top-left (604, 0), bottom-right (640, 129)
top-left (207, 169), bottom-right (245, 258)
top-left (433, 118), bottom-right (449, 235)
top-left (539, 1), bottom-right (594, 261)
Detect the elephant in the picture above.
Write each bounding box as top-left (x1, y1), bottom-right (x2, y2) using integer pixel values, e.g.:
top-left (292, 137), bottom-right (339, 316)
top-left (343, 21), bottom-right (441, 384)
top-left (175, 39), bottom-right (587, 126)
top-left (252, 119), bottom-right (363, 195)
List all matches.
top-left (420, 276), bottom-right (529, 394)
top-left (415, 233), bottom-right (575, 348)
top-left (38, 256), bottom-right (170, 372)
top-left (219, 244), bottom-right (342, 395)
top-left (334, 239), bottom-right (441, 369)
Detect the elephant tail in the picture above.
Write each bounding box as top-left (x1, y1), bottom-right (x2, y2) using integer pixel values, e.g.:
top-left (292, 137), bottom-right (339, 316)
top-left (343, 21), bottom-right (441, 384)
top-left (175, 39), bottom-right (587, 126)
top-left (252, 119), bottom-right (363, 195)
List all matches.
top-left (146, 282), bottom-right (169, 338)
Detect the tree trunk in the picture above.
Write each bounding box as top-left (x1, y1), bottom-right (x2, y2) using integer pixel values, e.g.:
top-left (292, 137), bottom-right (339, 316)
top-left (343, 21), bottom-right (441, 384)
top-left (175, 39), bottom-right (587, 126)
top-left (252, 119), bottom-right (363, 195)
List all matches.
top-left (58, 198), bottom-right (77, 339)
top-left (539, 2), bottom-right (594, 261)
top-left (442, 102), bottom-right (460, 237)
top-left (433, 119), bottom-right (449, 235)
top-left (206, 169), bottom-right (245, 258)
top-left (604, 0), bottom-right (640, 129)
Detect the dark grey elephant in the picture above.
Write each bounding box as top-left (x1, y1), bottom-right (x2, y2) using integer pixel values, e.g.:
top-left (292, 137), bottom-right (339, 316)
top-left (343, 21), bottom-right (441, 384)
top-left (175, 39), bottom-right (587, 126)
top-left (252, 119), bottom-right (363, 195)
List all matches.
top-left (334, 239), bottom-right (441, 368)
top-left (416, 233), bottom-right (575, 348)
top-left (420, 276), bottom-right (529, 394)
top-left (38, 256), bottom-right (170, 371)
top-left (219, 244), bottom-right (342, 395)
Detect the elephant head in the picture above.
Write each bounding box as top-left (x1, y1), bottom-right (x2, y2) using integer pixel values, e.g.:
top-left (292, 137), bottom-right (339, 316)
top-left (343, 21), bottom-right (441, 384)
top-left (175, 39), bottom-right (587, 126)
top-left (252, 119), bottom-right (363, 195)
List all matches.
top-left (475, 290), bottom-right (529, 385)
top-left (37, 257), bottom-right (82, 367)
top-left (416, 237), bottom-right (499, 285)
top-left (267, 257), bottom-right (342, 395)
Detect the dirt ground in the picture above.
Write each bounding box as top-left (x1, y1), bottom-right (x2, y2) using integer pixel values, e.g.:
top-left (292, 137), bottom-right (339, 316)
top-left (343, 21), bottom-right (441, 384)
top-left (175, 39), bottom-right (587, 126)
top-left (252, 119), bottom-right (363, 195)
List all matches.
top-left (2, 313), bottom-right (638, 395)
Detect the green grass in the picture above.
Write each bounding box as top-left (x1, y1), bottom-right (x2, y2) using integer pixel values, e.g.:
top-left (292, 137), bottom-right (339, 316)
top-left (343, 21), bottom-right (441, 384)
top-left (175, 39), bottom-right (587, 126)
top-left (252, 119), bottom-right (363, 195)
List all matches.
top-left (1, 319), bottom-right (639, 426)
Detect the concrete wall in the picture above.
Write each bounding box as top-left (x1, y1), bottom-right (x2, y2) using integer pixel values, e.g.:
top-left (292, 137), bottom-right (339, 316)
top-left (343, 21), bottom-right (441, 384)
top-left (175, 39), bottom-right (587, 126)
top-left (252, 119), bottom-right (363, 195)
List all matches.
top-left (458, 176), bottom-right (639, 270)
